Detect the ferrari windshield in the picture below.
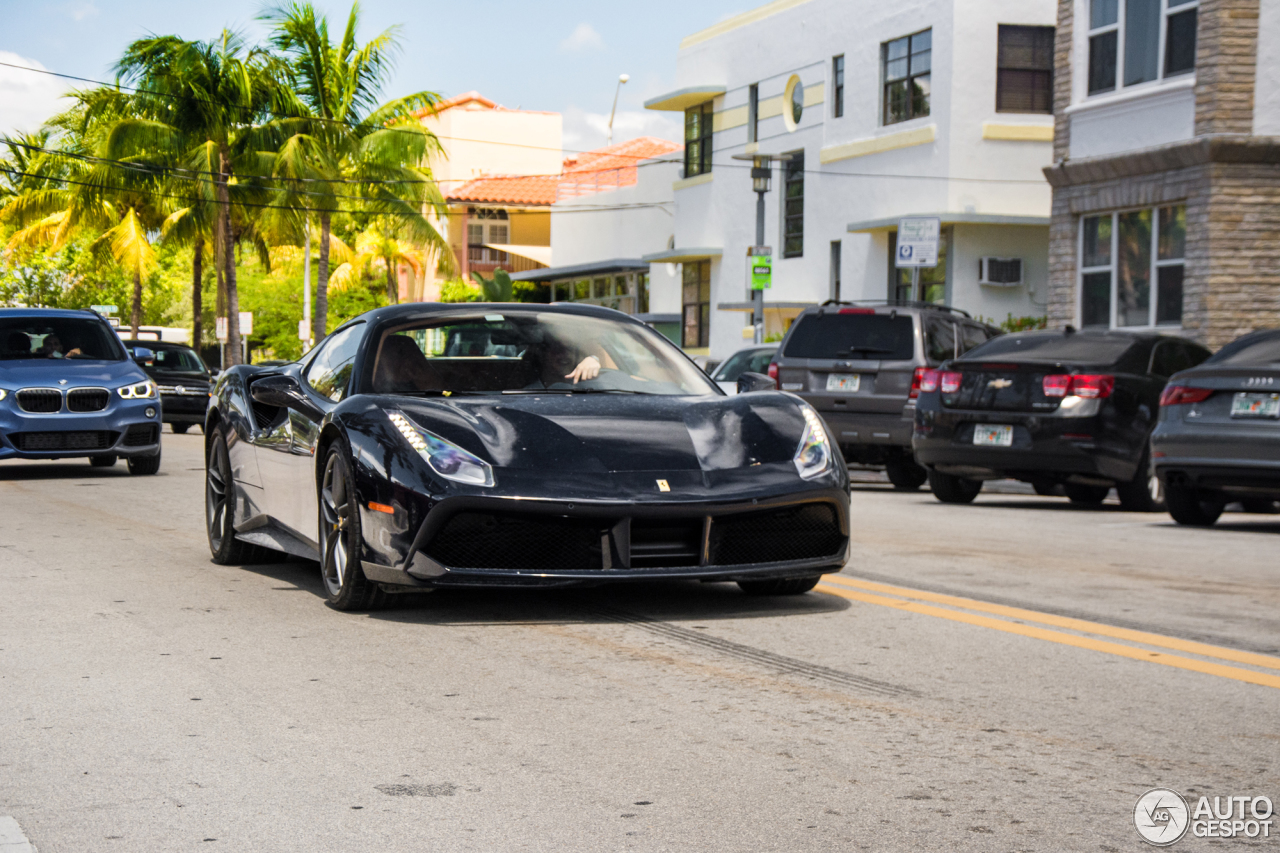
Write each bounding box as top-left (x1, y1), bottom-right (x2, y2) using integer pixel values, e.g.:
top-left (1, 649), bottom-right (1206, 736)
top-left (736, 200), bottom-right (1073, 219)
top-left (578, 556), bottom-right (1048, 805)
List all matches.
top-left (371, 312), bottom-right (719, 396)
top-left (0, 317), bottom-right (125, 361)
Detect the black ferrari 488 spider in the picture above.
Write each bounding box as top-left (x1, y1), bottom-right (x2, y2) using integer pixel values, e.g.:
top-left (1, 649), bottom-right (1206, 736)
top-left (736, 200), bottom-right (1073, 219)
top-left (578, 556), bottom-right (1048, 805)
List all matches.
top-left (204, 303), bottom-right (851, 609)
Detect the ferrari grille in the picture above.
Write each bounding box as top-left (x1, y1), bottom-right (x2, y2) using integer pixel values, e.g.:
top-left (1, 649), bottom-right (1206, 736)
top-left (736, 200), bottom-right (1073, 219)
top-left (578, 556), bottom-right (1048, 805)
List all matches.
top-left (11, 430), bottom-right (115, 451)
top-left (17, 389), bottom-right (62, 413)
top-left (67, 388), bottom-right (109, 412)
top-left (423, 503), bottom-right (844, 571)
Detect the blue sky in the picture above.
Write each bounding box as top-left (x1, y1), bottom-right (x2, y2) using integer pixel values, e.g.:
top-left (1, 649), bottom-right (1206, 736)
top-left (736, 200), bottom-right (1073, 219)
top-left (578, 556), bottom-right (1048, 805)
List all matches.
top-left (0, 0), bottom-right (750, 151)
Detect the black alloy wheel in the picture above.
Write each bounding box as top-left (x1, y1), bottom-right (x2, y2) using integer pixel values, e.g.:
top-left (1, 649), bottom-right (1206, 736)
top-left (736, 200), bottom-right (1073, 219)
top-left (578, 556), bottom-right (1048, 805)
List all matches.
top-left (319, 442), bottom-right (385, 611)
top-left (927, 469), bottom-right (982, 504)
top-left (1165, 484), bottom-right (1226, 527)
top-left (127, 447), bottom-right (161, 475)
top-left (172, 423), bottom-right (190, 434)
top-left (1064, 483), bottom-right (1110, 505)
top-left (737, 575), bottom-right (823, 596)
top-left (884, 453), bottom-right (928, 491)
top-left (206, 426), bottom-right (269, 564)
top-left (89, 454), bottom-right (117, 468)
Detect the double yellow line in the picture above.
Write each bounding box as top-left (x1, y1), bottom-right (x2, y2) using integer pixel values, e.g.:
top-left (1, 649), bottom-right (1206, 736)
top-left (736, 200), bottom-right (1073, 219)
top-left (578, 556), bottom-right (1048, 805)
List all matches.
top-left (817, 575), bottom-right (1280, 690)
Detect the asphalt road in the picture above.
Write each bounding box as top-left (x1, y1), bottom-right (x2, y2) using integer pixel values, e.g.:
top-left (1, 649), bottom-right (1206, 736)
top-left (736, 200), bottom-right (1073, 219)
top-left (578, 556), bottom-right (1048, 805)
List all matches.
top-left (1, 432), bottom-right (1277, 852)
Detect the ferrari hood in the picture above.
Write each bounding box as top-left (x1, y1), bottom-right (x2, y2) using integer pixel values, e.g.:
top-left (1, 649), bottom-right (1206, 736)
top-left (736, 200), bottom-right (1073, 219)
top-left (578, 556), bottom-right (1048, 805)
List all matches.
top-left (0, 359), bottom-right (147, 388)
top-left (391, 393), bottom-right (807, 474)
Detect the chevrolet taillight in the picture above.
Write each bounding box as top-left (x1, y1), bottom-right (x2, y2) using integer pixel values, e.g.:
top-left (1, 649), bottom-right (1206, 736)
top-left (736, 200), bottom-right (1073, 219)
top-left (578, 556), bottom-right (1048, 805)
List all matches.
top-left (1069, 374), bottom-right (1115, 399)
top-left (940, 371), bottom-right (963, 394)
top-left (1043, 375), bottom-right (1071, 397)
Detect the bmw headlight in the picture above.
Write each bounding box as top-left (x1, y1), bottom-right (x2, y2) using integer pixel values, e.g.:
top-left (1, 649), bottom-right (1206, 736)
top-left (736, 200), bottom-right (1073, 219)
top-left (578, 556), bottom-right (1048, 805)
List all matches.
top-left (387, 411), bottom-right (494, 487)
top-left (117, 380), bottom-right (157, 399)
top-left (794, 406), bottom-right (833, 480)
top-left (0, 389), bottom-right (7, 401)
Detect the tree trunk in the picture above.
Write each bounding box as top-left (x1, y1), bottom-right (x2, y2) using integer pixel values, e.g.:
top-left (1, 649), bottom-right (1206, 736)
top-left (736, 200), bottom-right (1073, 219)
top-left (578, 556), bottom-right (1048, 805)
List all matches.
top-left (385, 256), bottom-right (397, 305)
top-left (130, 269), bottom-right (142, 340)
top-left (314, 210), bottom-right (330, 342)
top-left (192, 237), bottom-right (203, 353)
top-left (218, 146), bottom-right (242, 366)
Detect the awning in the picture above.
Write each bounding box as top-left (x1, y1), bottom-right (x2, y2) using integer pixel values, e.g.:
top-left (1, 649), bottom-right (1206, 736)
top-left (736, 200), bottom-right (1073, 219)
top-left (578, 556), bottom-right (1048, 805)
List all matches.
top-left (846, 212), bottom-right (1050, 233)
top-left (486, 244), bottom-right (552, 266)
top-left (644, 86), bottom-right (726, 112)
top-left (641, 247), bottom-right (723, 264)
top-left (508, 258), bottom-right (650, 283)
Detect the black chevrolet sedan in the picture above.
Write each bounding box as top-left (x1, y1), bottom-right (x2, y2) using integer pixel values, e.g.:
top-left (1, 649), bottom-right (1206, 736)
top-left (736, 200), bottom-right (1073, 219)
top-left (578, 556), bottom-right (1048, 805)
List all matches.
top-left (204, 303), bottom-right (851, 610)
top-left (912, 329), bottom-right (1210, 509)
top-left (122, 339), bottom-right (212, 433)
top-left (1152, 328), bottom-right (1280, 525)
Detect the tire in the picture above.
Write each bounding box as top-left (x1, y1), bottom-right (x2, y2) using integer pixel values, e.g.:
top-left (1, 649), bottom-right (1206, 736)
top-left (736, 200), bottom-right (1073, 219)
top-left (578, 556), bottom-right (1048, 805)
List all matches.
top-left (89, 454), bottom-right (117, 468)
top-left (127, 447), bottom-right (162, 475)
top-left (1064, 483), bottom-right (1110, 505)
top-left (1240, 497), bottom-right (1278, 514)
top-left (1165, 483), bottom-right (1226, 526)
top-left (171, 423), bottom-right (190, 434)
top-left (1032, 481), bottom-right (1061, 497)
top-left (884, 453), bottom-right (928, 490)
top-left (737, 575), bottom-right (822, 596)
top-left (927, 469), bottom-right (982, 504)
top-left (1116, 445), bottom-right (1164, 512)
top-left (319, 441), bottom-right (385, 612)
top-left (206, 426), bottom-right (271, 564)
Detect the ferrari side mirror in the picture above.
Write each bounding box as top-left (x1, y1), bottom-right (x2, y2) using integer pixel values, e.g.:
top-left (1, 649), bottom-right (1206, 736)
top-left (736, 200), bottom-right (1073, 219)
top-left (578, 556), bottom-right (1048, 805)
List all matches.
top-left (249, 374), bottom-right (302, 408)
top-left (737, 372), bottom-right (776, 394)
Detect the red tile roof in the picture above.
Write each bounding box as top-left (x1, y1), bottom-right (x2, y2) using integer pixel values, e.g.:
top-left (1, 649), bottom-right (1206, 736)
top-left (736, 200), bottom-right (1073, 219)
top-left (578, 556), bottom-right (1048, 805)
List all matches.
top-left (447, 174), bottom-right (561, 206)
top-left (446, 137), bottom-right (684, 206)
top-left (413, 90), bottom-right (558, 119)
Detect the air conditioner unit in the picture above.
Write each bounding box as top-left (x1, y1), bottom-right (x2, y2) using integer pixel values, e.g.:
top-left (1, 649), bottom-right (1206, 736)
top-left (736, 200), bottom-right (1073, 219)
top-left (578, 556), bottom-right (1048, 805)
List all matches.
top-left (979, 257), bottom-right (1023, 287)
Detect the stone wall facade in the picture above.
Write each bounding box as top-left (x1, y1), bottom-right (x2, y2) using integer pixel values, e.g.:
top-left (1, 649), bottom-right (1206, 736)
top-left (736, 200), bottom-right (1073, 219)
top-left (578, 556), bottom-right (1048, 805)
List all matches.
top-left (1046, 0), bottom-right (1280, 349)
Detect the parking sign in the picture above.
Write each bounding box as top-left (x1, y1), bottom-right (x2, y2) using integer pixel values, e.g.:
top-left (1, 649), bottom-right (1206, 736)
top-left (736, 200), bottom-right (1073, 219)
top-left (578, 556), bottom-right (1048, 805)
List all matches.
top-left (896, 217), bottom-right (940, 268)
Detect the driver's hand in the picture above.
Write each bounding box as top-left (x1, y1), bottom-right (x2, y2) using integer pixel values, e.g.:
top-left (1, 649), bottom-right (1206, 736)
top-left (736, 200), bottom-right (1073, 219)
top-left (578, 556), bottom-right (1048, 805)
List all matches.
top-left (566, 355), bottom-right (601, 384)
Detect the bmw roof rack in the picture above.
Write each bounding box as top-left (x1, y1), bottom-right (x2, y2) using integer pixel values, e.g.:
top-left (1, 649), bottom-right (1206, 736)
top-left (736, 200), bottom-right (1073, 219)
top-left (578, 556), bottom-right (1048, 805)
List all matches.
top-left (817, 299), bottom-right (973, 318)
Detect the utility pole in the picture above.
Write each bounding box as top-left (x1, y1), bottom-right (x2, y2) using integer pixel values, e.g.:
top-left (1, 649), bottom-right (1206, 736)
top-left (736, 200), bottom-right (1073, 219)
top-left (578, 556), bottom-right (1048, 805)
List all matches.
top-left (607, 74), bottom-right (629, 146)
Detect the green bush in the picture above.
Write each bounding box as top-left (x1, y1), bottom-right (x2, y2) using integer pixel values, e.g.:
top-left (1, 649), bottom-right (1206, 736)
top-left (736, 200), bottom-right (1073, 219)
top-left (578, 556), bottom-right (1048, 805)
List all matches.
top-left (977, 313), bottom-right (1048, 333)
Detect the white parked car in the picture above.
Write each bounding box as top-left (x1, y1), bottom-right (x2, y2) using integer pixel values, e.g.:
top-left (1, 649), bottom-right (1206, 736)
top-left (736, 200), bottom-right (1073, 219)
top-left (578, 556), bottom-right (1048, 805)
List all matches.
top-left (709, 345), bottom-right (778, 395)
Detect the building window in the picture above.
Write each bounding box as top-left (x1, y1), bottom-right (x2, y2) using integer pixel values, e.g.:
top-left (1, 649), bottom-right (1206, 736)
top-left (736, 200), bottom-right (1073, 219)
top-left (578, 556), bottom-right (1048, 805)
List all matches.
top-left (467, 208), bottom-right (509, 265)
top-left (682, 261), bottom-right (711, 348)
top-left (829, 240), bottom-right (842, 301)
top-left (997, 25), bottom-right (1054, 112)
top-left (1088, 0), bottom-right (1197, 96)
top-left (748, 84), bottom-right (759, 143)
top-left (783, 153), bottom-right (804, 259)
top-left (889, 228), bottom-right (950, 304)
top-left (684, 102), bottom-right (713, 177)
top-left (832, 56), bottom-right (845, 118)
top-left (883, 29), bottom-right (932, 125)
top-left (1079, 205), bottom-right (1185, 329)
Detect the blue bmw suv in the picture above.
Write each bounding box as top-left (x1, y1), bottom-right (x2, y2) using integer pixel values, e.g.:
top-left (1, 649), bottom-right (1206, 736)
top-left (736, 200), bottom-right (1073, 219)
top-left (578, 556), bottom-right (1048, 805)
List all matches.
top-left (0, 308), bottom-right (163, 474)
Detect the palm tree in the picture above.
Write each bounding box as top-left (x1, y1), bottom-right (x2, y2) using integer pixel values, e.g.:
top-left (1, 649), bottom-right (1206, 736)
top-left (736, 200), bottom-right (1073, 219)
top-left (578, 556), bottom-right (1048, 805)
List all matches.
top-left (110, 30), bottom-right (293, 364)
top-left (327, 221), bottom-right (422, 301)
top-left (262, 1), bottom-right (453, 339)
top-left (1, 93), bottom-right (164, 336)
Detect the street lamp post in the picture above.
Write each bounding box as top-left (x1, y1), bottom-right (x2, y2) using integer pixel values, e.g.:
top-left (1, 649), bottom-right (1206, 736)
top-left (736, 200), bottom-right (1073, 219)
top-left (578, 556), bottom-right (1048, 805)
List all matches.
top-left (607, 74), bottom-right (629, 146)
top-left (733, 152), bottom-right (786, 344)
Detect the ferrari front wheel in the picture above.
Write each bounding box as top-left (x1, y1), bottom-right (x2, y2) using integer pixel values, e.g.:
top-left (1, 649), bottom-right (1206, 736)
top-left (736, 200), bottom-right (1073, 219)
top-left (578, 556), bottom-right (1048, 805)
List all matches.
top-left (319, 442), bottom-right (385, 611)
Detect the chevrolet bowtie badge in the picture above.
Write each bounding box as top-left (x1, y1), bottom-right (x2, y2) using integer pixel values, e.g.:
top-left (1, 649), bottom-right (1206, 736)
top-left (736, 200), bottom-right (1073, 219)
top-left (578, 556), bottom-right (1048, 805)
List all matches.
top-left (988, 379), bottom-right (1013, 389)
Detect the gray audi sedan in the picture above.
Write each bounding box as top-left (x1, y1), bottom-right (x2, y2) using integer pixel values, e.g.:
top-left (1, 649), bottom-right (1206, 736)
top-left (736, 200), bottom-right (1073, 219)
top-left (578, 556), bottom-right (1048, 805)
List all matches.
top-left (1152, 328), bottom-right (1280, 525)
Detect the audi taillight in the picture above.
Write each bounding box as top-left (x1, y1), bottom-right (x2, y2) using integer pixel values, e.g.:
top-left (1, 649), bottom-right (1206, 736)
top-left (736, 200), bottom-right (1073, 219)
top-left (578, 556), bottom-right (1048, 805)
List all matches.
top-left (940, 371), bottom-right (963, 394)
top-left (911, 367), bottom-right (939, 398)
top-left (1069, 374), bottom-right (1115, 399)
top-left (767, 360), bottom-right (779, 389)
top-left (1043, 375), bottom-right (1071, 397)
top-left (1159, 385), bottom-right (1213, 406)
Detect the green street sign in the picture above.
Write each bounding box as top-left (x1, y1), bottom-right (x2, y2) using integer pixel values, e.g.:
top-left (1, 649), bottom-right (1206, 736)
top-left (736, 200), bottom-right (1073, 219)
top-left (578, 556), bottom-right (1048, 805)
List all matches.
top-left (90, 304), bottom-right (118, 315)
top-left (749, 247), bottom-right (772, 291)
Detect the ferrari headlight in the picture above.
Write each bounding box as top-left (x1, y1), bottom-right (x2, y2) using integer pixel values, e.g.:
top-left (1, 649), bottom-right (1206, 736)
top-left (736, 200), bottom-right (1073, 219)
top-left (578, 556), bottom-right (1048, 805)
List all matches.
top-left (794, 406), bottom-right (833, 480)
top-left (117, 380), bottom-right (156, 399)
top-left (387, 411), bottom-right (494, 487)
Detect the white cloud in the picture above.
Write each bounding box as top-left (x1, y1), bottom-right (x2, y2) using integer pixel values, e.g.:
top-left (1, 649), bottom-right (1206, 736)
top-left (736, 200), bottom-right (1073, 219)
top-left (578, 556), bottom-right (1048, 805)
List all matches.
top-left (67, 2), bottom-right (99, 22)
top-left (561, 105), bottom-right (682, 153)
top-left (0, 53), bottom-right (73, 138)
top-left (559, 22), bottom-right (604, 52)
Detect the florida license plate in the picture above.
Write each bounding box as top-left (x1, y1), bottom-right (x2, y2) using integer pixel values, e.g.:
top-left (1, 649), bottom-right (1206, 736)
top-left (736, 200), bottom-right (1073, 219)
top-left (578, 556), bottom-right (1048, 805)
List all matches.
top-left (826, 373), bottom-right (860, 392)
top-left (973, 424), bottom-right (1014, 447)
top-left (1231, 393), bottom-right (1280, 418)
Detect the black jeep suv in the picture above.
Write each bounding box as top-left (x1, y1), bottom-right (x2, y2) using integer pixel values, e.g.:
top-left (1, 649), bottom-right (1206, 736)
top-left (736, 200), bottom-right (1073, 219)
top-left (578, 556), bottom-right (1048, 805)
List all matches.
top-left (773, 302), bottom-right (1001, 488)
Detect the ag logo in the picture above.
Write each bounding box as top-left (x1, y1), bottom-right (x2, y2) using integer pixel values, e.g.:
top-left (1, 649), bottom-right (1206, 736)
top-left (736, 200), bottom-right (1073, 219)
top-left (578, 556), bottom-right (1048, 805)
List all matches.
top-left (1135, 788), bottom-right (1190, 846)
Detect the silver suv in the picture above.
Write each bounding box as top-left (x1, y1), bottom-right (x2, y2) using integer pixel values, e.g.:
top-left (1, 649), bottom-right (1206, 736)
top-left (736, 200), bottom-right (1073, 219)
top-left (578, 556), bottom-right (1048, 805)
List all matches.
top-left (773, 302), bottom-right (1001, 489)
